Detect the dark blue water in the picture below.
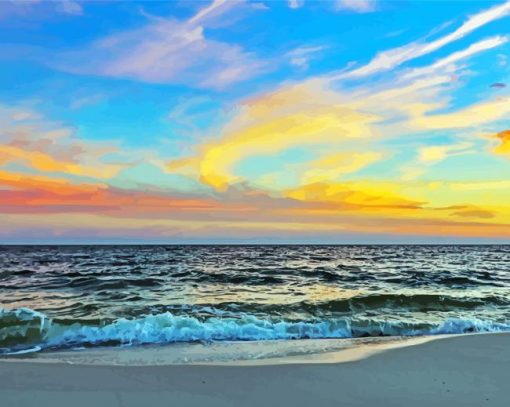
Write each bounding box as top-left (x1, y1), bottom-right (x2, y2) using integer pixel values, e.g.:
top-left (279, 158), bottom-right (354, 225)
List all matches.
top-left (1, 245), bottom-right (510, 354)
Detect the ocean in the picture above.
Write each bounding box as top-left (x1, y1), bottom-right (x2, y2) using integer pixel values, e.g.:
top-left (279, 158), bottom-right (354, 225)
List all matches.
top-left (1, 245), bottom-right (510, 356)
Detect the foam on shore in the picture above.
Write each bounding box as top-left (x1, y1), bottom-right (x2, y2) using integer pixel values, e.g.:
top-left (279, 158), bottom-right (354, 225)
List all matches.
top-left (2, 307), bottom-right (508, 355)
top-left (2, 334), bottom-right (444, 366)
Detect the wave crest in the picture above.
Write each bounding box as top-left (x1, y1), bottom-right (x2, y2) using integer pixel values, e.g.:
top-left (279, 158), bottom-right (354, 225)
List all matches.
top-left (1, 307), bottom-right (509, 355)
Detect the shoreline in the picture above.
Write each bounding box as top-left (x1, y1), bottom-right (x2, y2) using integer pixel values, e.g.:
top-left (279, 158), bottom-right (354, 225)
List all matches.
top-left (1, 332), bottom-right (509, 406)
top-left (1, 333), bottom-right (442, 366)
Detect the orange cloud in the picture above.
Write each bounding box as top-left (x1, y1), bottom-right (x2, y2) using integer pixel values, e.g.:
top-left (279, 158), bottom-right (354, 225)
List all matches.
top-left (493, 129), bottom-right (510, 155)
top-left (0, 170), bottom-right (220, 215)
top-left (2, 169), bottom-right (510, 240)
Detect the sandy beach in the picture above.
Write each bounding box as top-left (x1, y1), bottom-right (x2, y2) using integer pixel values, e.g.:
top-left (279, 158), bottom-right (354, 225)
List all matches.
top-left (1, 332), bottom-right (509, 406)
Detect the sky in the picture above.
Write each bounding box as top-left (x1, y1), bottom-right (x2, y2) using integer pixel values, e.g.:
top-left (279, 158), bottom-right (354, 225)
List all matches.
top-left (1, 0), bottom-right (510, 244)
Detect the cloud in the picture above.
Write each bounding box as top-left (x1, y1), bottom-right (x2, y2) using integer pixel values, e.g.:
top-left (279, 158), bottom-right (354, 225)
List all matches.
top-left (418, 143), bottom-right (474, 164)
top-left (287, 0), bottom-right (376, 13)
top-left (0, 104), bottom-right (126, 180)
top-left (288, 0), bottom-right (304, 10)
top-left (493, 129), bottom-right (510, 155)
top-left (165, 0), bottom-right (510, 238)
top-left (300, 152), bottom-right (382, 184)
top-left (399, 142), bottom-right (475, 180)
top-left (166, 1), bottom-right (510, 193)
top-left (491, 82), bottom-right (507, 89)
top-left (166, 96), bottom-right (218, 136)
top-left (403, 36), bottom-right (509, 80)
top-left (162, 0), bottom-right (510, 240)
top-left (287, 45), bottom-right (329, 70)
top-left (56, 1), bottom-right (83, 16)
top-left (497, 53), bottom-right (509, 67)
top-left (168, 81), bottom-right (379, 191)
top-left (285, 181), bottom-right (425, 213)
top-left (69, 94), bottom-right (106, 109)
top-left (4, 0), bottom-right (510, 242)
top-left (334, 0), bottom-right (376, 13)
top-left (188, 0), bottom-right (234, 25)
top-left (412, 97), bottom-right (510, 130)
top-left (54, 1), bottom-right (267, 89)
top-left (0, 169), bottom-right (219, 215)
top-left (341, 1), bottom-right (510, 78)
top-left (0, 0), bottom-right (84, 18)
top-left (447, 180), bottom-right (510, 191)
top-left (447, 205), bottom-right (495, 219)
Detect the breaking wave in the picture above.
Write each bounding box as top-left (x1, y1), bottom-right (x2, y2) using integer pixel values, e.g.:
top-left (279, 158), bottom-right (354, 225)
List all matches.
top-left (2, 307), bottom-right (509, 355)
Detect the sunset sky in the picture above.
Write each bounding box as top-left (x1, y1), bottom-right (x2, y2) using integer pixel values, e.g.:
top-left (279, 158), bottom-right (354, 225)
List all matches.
top-left (1, 0), bottom-right (510, 243)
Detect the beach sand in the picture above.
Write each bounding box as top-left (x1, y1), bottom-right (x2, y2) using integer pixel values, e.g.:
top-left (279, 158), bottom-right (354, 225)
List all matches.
top-left (0, 333), bottom-right (509, 406)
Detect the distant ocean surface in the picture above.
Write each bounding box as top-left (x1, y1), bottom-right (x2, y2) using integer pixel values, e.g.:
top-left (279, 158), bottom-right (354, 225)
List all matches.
top-left (1, 245), bottom-right (510, 355)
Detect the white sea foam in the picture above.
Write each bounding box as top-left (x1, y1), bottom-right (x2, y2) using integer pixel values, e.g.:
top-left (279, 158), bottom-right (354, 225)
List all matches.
top-left (2, 307), bottom-right (510, 355)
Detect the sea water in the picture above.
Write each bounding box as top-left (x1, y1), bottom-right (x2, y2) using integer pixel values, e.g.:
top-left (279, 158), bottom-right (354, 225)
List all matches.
top-left (1, 245), bottom-right (509, 355)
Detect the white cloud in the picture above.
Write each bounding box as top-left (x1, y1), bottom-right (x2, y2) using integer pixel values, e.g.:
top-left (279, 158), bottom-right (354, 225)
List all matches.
top-left (287, 45), bottom-right (328, 69)
top-left (56, 1), bottom-right (83, 16)
top-left (288, 0), bottom-right (304, 9)
top-left (0, 0), bottom-right (84, 18)
top-left (497, 53), bottom-right (509, 67)
top-left (188, 0), bottom-right (236, 25)
top-left (335, 0), bottom-right (376, 13)
top-left (403, 36), bottom-right (509, 80)
top-left (341, 0), bottom-right (510, 78)
top-left (69, 94), bottom-right (105, 109)
top-left (54, 1), bottom-right (267, 89)
top-left (251, 3), bottom-right (269, 11)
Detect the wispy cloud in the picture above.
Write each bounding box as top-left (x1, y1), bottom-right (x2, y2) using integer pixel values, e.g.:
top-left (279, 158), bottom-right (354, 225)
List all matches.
top-left (56, 1), bottom-right (83, 16)
top-left (300, 151), bottom-right (383, 184)
top-left (69, 94), bottom-right (106, 109)
top-left (287, 45), bottom-right (329, 69)
top-left (54, 1), bottom-right (268, 89)
top-left (0, 104), bottom-right (125, 180)
top-left (497, 53), bottom-right (509, 67)
top-left (167, 81), bottom-right (379, 191)
top-left (0, 0), bottom-right (84, 18)
top-left (412, 97), bottom-right (510, 130)
top-left (341, 1), bottom-right (510, 78)
top-left (334, 0), bottom-right (377, 14)
top-left (418, 143), bottom-right (474, 164)
top-left (400, 141), bottom-right (475, 180)
top-left (286, 0), bottom-right (377, 13)
top-left (161, 0), bottom-right (510, 241)
top-left (403, 36), bottom-right (509, 80)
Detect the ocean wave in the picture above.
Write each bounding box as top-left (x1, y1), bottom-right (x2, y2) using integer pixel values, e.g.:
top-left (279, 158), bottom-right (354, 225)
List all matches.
top-left (1, 307), bottom-right (510, 355)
